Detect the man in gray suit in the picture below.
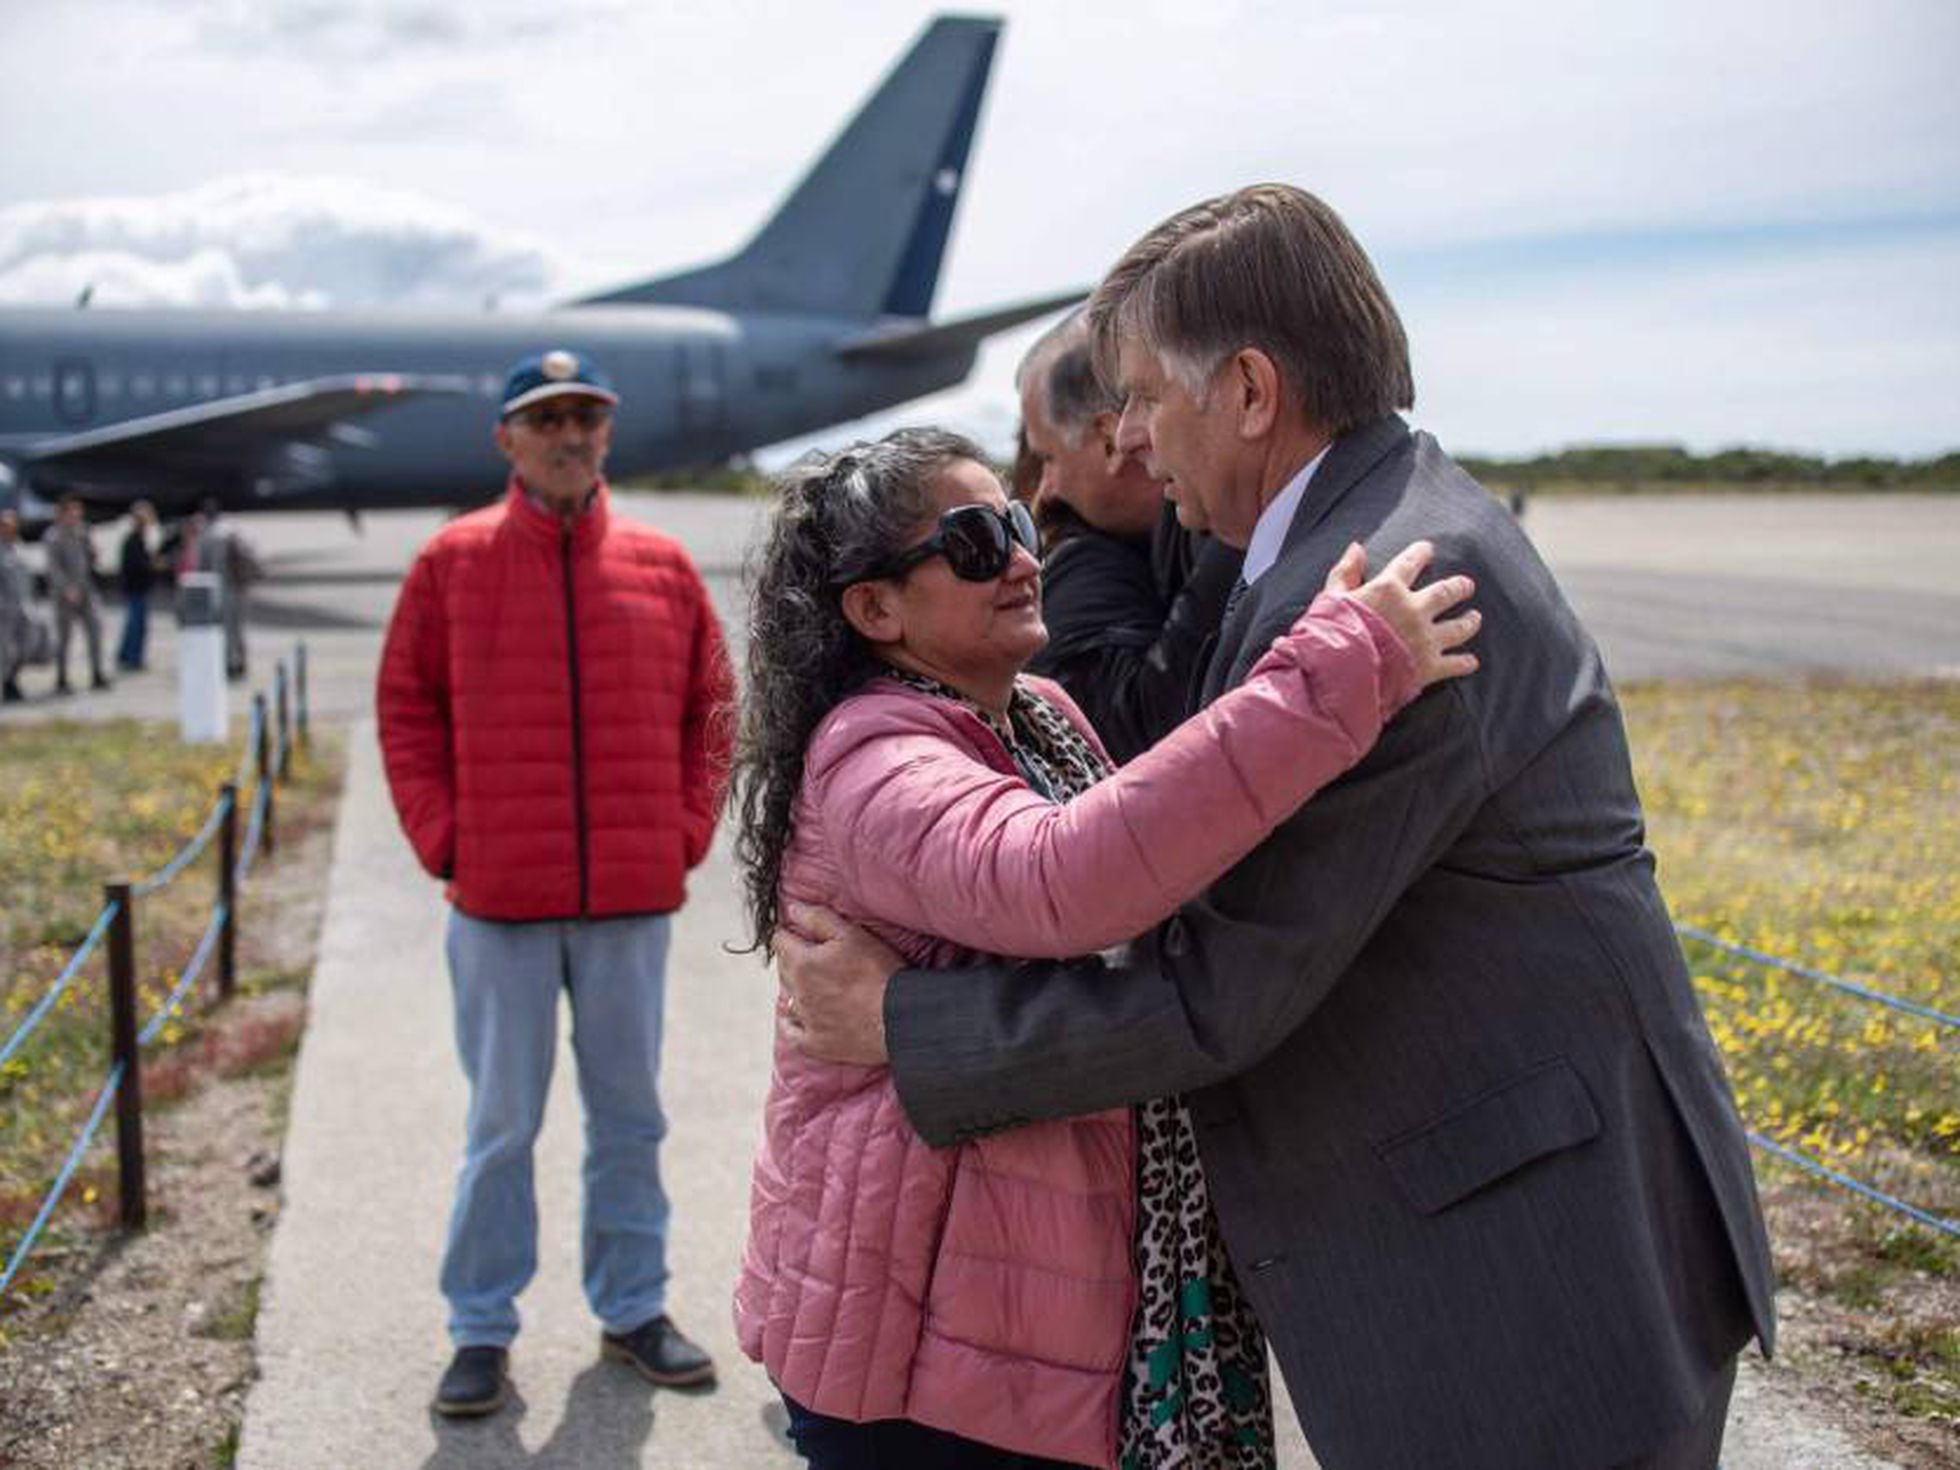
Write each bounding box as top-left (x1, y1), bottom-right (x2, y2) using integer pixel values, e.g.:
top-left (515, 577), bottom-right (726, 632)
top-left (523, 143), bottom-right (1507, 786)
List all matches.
top-left (777, 184), bottom-right (1774, 1469)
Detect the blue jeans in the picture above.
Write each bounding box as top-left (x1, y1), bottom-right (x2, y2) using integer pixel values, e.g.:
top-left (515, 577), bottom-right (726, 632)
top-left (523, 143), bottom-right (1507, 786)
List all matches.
top-left (441, 909), bottom-right (674, 1349)
top-left (781, 1395), bottom-right (1091, 1469)
top-left (117, 593), bottom-right (149, 670)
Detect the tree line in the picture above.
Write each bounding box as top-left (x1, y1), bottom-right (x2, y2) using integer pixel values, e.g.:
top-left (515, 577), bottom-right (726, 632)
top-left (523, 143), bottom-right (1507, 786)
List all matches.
top-left (626, 445), bottom-right (1960, 497)
top-left (1458, 445), bottom-right (1960, 493)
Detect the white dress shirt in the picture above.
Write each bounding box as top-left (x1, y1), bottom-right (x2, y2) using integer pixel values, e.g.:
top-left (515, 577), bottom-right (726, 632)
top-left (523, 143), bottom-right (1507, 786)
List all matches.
top-left (1240, 445), bottom-right (1330, 587)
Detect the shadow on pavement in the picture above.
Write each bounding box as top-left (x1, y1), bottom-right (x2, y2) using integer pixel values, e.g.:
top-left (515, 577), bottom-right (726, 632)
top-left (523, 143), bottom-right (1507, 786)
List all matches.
top-left (245, 594), bottom-right (384, 631)
top-left (419, 1364), bottom-right (658, 1470)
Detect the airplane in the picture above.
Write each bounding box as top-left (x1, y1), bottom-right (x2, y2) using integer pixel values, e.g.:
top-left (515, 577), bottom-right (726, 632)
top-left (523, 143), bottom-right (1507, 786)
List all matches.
top-left (0, 14), bottom-right (1079, 531)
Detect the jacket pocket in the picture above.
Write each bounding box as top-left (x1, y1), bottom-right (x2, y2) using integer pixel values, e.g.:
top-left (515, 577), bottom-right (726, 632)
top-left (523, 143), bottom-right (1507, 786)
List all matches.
top-left (1374, 1058), bottom-right (1601, 1216)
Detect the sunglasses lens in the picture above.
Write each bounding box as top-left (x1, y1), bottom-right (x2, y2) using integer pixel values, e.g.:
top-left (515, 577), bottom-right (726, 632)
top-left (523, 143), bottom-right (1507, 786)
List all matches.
top-left (940, 506), bottom-right (1012, 580)
top-left (1007, 500), bottom-right (1037, 553)
top-left (522, 402), bottom-right (606, 431)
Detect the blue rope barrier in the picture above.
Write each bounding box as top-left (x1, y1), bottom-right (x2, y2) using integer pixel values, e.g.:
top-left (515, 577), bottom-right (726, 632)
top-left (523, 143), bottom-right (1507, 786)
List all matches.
top-left (1748, 1131), bottom-right (1960, 1241)
top-left (0, 902), bottom-right (120, 1072)
top-left (130, 789), bottom-right (234, 899)
top-left (1678, 925), bottom-right (1960, 1032)
top-left (137, 903), bottom-right (228, 1048)
top-left (234, 776), bottom-right (269, 884)
top-left (0, 1061), bottom-right (126, 1298)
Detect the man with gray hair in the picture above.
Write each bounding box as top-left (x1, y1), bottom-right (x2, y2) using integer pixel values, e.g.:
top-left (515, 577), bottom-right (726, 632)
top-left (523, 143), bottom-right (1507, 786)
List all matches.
top-left (779, 184), bottom-right (1774, 1469)
top-left (1016, 312), bottom-right (1241, 761)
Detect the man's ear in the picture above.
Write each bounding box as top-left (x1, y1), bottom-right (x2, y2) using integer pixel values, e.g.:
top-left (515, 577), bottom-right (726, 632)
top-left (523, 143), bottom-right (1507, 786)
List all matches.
top-left (493, 422), bottom-right (516, 463)
top-left (1230, 348), bottom-right (1283, 441)
top-left (839, 580), bottom-right (904, 646)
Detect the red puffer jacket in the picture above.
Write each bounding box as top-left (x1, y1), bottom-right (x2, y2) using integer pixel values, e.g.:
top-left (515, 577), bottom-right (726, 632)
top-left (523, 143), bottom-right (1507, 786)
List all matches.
top-left (377, 478), bottom-right (734, 921)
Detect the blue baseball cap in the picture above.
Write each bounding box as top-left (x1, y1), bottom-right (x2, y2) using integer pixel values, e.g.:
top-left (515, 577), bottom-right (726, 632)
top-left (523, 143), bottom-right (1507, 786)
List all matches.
top-left (500, 348), bottom-right (620, 418)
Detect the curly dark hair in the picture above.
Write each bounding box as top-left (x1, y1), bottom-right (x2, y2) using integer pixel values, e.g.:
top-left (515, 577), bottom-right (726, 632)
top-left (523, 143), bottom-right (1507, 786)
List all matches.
top-left (731, 426), bottom-right (989, 954)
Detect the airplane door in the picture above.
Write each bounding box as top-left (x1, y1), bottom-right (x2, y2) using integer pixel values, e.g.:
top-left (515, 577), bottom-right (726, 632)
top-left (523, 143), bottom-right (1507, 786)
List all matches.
top-left (53, 359), bottom-right (96, 426)
top-left (678, 343), bottom-right (726, 435)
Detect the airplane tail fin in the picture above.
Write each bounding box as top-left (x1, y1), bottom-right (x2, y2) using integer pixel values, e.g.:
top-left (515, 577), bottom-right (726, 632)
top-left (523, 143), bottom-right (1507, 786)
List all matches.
top-left (573, 15), bottom-right (1000, 321)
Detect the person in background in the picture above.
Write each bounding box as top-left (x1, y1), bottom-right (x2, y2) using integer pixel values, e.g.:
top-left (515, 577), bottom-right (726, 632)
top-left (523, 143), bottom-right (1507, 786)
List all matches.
top-left (1, 508), bottom-right (32, 703)
top-left (194, 498), bottom-right (263, 681)
top-left (45, 496), bottom-right (108, 694)
top-left (116, 500), bottom-right (160, 673)
top-left (377, 348), bottom-right (736, 1420)
top-left (1016, 313), bottom-right (1242, 762)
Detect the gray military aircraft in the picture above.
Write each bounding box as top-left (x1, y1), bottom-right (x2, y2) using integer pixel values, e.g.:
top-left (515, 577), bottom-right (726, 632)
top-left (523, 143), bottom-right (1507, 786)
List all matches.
top-left (0, 14), bottom-right (1077, 529)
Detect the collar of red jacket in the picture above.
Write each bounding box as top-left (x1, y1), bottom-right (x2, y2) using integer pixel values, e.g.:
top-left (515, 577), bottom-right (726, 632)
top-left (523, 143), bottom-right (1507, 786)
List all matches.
top-left (503, 475), bottom-right (612, 550)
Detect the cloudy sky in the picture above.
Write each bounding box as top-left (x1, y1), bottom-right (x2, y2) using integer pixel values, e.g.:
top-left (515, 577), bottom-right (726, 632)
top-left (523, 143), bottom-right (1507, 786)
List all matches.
top-left (2, 0), bottom-right (1955, 460)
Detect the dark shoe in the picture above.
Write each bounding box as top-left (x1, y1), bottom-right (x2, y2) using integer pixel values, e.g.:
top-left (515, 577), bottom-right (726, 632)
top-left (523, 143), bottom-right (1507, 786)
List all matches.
top-left (91, 672), bottom-right (111, 690)
top-left (601, 1315), bottom-right (716, 1388)
top-left (432, 1345), bottom-right (509, 1418)
top-left (52, 679), bottom-right (72, 697)
top-left (1, 679), bottom-right (21, 704)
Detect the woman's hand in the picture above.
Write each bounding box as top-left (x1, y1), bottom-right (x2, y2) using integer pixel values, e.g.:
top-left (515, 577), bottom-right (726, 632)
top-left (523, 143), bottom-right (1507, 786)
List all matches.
top-left (1322, 540), bottom-right (1480, 690)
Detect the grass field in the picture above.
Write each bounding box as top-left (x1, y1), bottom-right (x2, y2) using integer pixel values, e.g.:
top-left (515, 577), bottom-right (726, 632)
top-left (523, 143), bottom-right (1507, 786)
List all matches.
top-left (1623, 679), bottom-right (1959, 1424)
top-left (0, 718), bottom-right (343, 1306)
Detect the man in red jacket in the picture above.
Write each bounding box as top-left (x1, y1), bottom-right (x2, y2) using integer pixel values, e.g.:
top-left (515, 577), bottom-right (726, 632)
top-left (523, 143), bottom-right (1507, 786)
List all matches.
top-left (377, 348), bottom-right (735, 1418)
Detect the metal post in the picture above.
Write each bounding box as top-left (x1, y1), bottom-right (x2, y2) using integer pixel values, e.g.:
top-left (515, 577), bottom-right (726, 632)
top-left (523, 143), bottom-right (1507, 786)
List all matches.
top-left (104, 882), bottom-right (145, 1231)
top-left (217, 781), bottom-right (238, 1003)
top-left (254, 692), bottom-right (277, 858)
top-left (295, 641), bottom-right (310, 749)
top-left (274, 662), bottom-right (291, 779)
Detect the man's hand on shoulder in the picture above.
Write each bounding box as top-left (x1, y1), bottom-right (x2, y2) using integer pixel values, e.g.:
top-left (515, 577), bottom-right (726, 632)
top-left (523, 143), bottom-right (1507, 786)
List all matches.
top-left (774, 904), bottom-right (901, 1066)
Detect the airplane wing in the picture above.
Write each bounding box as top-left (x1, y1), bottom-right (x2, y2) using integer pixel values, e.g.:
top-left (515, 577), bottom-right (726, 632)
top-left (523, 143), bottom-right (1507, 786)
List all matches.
top-left (20, 374), bottom-right (472, 505)
top-left (833, 289), bottom-right (1088, 362)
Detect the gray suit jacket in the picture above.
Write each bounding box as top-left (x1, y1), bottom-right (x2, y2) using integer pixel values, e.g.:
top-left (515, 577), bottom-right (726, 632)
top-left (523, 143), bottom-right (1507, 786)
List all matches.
top-left (885, 416), bottom-right (1775, 1470)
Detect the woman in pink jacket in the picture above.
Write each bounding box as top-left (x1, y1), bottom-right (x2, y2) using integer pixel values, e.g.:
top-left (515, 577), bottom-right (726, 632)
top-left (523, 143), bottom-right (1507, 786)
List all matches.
top-left (731, 428), bottom-right (1477, 1469)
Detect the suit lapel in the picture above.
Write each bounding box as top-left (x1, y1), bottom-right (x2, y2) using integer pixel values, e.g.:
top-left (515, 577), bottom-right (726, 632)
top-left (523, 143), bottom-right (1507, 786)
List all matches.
top-left (1198, 415), bottom-right (1413, 707)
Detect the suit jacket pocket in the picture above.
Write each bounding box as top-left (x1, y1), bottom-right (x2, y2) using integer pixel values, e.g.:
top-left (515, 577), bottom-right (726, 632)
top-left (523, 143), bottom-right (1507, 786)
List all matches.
top-left (1374, 1058), bottom-right (1601, 1216)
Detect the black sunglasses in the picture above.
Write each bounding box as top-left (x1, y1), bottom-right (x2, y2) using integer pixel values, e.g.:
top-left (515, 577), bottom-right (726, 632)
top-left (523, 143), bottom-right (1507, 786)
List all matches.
top-left (510, 400), bottom-right (613, 433)
top-left (856, 501), bottom-right (1039, 584)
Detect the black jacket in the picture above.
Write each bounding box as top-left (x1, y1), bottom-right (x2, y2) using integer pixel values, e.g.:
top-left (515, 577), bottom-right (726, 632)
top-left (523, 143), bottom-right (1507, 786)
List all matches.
top-left (1026, 504), bottom-right (1241, 763)
top-left (119, 529), bottom-right (155, 598)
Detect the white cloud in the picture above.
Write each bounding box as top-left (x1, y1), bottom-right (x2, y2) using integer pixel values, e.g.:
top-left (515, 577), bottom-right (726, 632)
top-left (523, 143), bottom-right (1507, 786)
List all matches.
top-left (0, 175), bottom-right (561, 310)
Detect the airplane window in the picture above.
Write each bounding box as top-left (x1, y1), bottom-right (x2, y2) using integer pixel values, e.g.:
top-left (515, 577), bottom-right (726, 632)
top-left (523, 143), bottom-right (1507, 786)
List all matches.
top-left (99, 374), bottom-right (122, 398)
top-left (256, 376), bottom-right (275, 390)
top-left (227, 376), bottom-right (247, 393)
top-left (3, 378), bottom-right (23, 400)
top-left (133, 374), bottom-right (156, 398)
top-left (165, 374), bottom-right (188, 396)
top-left (197, 374), bottom-right (219, 396)
top-left (477, 375), bottom-right (498, 397)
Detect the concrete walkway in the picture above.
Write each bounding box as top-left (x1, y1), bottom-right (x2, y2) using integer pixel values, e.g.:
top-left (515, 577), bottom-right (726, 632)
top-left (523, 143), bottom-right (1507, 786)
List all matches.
top-left (238, 722), bottom-right (1900, 1469)
top-left (237, 721), bottom-right (801, 1469)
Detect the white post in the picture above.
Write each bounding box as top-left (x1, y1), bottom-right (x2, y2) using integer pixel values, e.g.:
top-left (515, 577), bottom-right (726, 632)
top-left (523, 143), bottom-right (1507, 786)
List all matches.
top-left (176, 571), bottom-right (228, 743)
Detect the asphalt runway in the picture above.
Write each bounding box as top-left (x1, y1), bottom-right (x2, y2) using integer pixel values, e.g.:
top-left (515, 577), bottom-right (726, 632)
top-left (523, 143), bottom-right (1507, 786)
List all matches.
top-left (2, 491), bottom-right (1955, 736)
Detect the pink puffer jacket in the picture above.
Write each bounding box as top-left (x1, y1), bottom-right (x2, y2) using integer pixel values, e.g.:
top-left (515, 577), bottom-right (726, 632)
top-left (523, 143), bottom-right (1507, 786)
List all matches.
top-left (736, 592), bottom-right (1419, 1467)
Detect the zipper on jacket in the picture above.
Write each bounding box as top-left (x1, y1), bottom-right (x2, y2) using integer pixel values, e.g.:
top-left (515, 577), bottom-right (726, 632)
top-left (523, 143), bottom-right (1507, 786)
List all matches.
top-left (561, 522), bottom-right (590, 916)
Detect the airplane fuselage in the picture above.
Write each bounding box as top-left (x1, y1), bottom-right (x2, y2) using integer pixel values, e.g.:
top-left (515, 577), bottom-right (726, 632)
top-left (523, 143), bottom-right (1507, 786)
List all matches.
top-left (0, 304), bottom-right (975, 516)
